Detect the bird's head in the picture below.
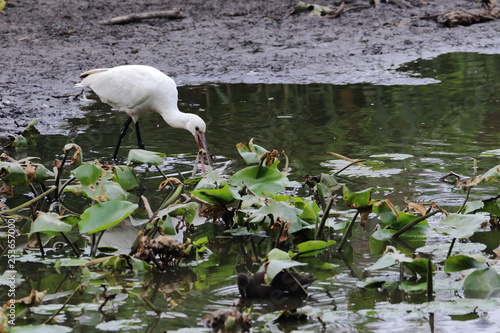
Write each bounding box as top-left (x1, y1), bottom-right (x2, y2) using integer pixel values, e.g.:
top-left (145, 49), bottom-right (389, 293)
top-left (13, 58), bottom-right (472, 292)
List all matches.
top-left (186, 114), bottom-right (214, 170)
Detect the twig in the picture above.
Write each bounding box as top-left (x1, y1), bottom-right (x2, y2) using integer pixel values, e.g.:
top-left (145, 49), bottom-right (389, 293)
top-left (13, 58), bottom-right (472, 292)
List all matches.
top-left (44, 284), bottom-right (86, 324)
top-left (99, 9), bottom-right (186, 25)
top-left (335, 159), bottom-right (367, 177)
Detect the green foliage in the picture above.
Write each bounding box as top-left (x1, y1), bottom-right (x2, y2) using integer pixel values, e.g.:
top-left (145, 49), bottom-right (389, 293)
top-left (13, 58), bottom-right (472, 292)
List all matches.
top-left (78, 201), bottom-right (138, 234)
top-left (126, 149), bottom-right (165, 166)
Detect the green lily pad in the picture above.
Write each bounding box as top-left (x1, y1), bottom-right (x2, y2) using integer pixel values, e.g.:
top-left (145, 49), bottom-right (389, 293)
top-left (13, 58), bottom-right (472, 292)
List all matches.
top-left (30, 213), bottom-right (73, 236)
top-left (290, 240), bottom-right (336, 258)
top-left (463, 267), bottom-right (500, 298)
top-left (342, 186), bottom-right (373, 209)
top-left (0, 162), bottom-right (29, 185)
top-left (78, 201), bottom-right (138, 234)
top-left (434, 214), bottom-right (485, 239)
top-left (236, 139), bottom-right (268, 164)
top-left (366, 249), bottom-right (412, 271)
top-left (126, 149), bottom-right (165, 166)
top-left (191, 184), bottom-right (236, 205)
top-left (229, 165), bottom-right (288, 196)
top-left (72, 163), bottom-right (102, 186)
top-left (112, 166), bottom-right (138, 190)
top-left (444, 255), bottom-right (486, 273)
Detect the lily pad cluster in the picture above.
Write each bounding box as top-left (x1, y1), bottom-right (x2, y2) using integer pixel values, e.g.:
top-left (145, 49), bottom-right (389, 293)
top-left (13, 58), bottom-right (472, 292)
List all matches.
top-left (0, 125), bottom-right (499, 332)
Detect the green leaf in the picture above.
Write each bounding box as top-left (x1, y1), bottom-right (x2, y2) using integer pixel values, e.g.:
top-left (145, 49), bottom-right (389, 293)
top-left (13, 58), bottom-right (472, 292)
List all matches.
top-left (265, 260), bottom-right (307, 282)
top-left (229, 165), bottom-right (288, 196)
top-left (112, 166), bottom-right (138, 190)
top-left (290, 240), bottom-right (336, 258)
top-left (403, 258), bottom-right (433, 280)
top-left (30, 213), bottom-right (73, 236)
top-left (126, 149), bottom-right (165, 166)
top-left (444, 255), bottom-right (486, 273)
top-left (72, 163), bottom-right (102, 186)
top-left (0, 162), bottom-right (29, 185)
top-left (483, 199), bottom-right (500, 217)
top-left (158, 202), bottom-right (199, 225)
top-left (82, 181), bottom-right (128, 202)
top-left (463, 200), bottom-right (485, 214)
top-left (267, 248), bottom-right (293, 261)
top-left (31, 163), bottom-right (54, 183)
top-left (236, 139), bottom-right (268, 164)
top-left (434, 214), bottom-right (485, 239)
top-left (247, 199), bottom-right (308, 233)
top-left (481, 165), bottom-right (500, 182)
top-left (191, 184), bottom-right (237, 205)
top-left (78, 201), bottom-right (138, 234)
top-left (342, 186), bottom-right (373, 209)
top-left (366, 249), bottom-right (412, 271)
top-left (463, 267), bottom-right (500, 298)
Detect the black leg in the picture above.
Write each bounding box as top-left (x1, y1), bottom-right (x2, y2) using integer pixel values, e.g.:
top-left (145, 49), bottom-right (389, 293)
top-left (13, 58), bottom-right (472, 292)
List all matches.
top-left (113, 117), bottom-right (133, 160)
top-left (135, 121), bottom-right (145, 150)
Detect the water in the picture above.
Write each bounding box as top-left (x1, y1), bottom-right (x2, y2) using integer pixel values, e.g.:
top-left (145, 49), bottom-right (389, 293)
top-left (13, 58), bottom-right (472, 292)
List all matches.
top-left (1, 52), bottom-right (500, 332)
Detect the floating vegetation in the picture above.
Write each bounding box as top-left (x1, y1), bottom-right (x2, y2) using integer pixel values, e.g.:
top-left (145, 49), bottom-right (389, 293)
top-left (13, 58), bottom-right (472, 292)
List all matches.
top-left (0, 122), bottom-right (499, 332)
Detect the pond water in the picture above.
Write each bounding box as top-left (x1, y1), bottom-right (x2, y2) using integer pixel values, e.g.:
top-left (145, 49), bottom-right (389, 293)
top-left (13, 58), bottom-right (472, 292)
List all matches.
top-left (1, 52), bottom-right (500, 332)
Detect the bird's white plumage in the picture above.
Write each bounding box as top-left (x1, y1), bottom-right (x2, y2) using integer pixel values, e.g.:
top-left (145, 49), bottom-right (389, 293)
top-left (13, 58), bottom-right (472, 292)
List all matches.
top-left (76, 65), bottom-right (207, 136)
top-left (76, 65), bottom-right (213, 169)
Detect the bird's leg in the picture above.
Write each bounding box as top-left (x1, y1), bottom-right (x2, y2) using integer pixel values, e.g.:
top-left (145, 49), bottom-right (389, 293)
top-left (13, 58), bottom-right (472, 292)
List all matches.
top-left (113, 117), bottom-right (133, 160)
top-left (135, 121), bottom-right (145, 150)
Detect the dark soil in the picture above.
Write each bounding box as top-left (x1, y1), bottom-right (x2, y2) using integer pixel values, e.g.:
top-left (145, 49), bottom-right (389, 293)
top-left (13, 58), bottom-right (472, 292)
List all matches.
top-left (1, 0), bottom-right (499, 135)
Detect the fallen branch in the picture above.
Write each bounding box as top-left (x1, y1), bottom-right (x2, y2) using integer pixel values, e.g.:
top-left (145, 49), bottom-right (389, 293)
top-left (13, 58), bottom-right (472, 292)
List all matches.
top-left (437, 7), bottom-right (500, 27)
top-left (99, 8), bottom-right (186, 25)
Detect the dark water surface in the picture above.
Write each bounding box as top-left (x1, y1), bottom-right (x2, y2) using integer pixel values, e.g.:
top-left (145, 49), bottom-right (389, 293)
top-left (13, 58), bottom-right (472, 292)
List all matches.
top-left (2, 52), bottom-right (500, 332)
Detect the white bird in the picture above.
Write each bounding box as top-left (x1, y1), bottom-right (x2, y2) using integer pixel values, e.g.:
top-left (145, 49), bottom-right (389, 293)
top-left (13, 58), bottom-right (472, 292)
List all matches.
top-left (76, 65), bottom-right (213, 171)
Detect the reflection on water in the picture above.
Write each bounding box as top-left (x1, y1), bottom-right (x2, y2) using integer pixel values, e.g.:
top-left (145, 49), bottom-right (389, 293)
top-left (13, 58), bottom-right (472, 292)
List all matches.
top-left (3, 52), bottom-right (500, 332)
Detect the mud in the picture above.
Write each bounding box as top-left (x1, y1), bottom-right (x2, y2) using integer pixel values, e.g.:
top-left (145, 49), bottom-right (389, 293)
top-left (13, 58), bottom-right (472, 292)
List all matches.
top-left (1, 0), bottom-right (499, 135)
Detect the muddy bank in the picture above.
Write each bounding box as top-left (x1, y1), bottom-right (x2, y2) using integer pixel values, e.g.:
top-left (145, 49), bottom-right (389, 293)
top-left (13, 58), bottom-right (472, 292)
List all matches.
top-left (1, 0), bottom-right (499, 135)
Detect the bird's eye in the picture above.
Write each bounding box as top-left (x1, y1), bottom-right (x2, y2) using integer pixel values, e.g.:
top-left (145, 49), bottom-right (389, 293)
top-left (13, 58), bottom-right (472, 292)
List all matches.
top-left (195, 126), bottom-right (200, 131)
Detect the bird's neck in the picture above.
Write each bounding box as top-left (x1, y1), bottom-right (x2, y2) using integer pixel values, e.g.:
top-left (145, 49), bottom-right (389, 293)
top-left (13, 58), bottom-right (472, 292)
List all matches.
top-left (159, 107), bottom-right (190, 130)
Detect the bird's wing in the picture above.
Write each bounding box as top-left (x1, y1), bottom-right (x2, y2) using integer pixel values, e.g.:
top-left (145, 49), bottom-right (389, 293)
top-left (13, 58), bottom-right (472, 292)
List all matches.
top-left (76, 67), bottom-right (151, 112)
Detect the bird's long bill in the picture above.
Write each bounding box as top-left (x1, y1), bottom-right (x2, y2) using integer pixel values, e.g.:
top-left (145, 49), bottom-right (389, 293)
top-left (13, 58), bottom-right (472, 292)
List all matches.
top-left (195, 131), bottom-right (214, 170)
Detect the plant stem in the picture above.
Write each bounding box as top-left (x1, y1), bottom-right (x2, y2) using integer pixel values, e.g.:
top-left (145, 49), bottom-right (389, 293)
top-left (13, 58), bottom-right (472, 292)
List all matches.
top-left (427, 258), bottom-right (433, 302)
top-left (446, 238), bottom-right (456, 259)
top-left (55, 150), bottom-right (70, 200)
top-left (60, 231), bottom-right (80, 257)
top-left (391, 209), bottom-right (441, 238)
top-left (0, 186), bottom-right (57, 216)
top-left (36, 232), bottom-right (45, 259)
top-left (316, 196), bottom-right (334, 240)
top-left (337, 210), bottom-right (359, 252)
top-left (456, 186), bottom-right (472, 214)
